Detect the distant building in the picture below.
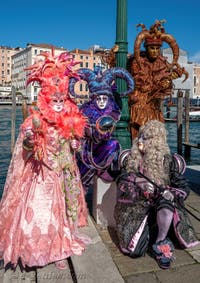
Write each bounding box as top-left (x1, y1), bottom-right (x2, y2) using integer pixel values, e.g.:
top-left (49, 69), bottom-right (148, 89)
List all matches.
top-left (162, 48), bottom-right (195, 98)
top-left (193, 64), bottom-right (200, 99)
top-left (0, 86), bottom-right (11, 97)
top-left (0, 46), bottom-right (21, 86)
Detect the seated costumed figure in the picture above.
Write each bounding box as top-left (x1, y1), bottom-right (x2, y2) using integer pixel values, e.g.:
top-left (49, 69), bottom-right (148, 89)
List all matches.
top-left (0, 51), bottom-right (90, 270)
top-left (69, 66), bottom-right (134, 191)
top-left (114, 120), bottom-right (199, 269)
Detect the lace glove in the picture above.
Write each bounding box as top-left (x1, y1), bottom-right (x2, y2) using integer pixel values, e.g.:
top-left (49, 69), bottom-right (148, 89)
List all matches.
top-left (23, 127), bottom-right (34, 151)
top-left (134, 177), bottom-right (155, 199)
top-left (159, 185), bottom-right (185, 202)
top-left (161, 189), bottom-right (174, 202)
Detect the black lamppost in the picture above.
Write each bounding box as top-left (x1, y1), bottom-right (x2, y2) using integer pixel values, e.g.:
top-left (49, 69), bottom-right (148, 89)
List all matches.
top-left (114, 0), bottom-right (131, 149)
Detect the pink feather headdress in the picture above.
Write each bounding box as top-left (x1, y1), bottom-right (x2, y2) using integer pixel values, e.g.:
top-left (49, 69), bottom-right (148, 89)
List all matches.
top-left (24, 49), bottom-right (87, 141)
top-left (25, 49), bottom-right (80, 102)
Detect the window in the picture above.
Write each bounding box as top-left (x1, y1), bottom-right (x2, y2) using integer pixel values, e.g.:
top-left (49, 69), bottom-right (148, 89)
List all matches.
top-left (93, 63), bottom-right (96, 68)
top-left (80, 84), bottom-right (83, 91)
top-left (85, 62), bottom-right (88, 68)
top-left (34, 49), bottom-right (37, 55)
top-left (85, 84), bottom-right (88, 91)
top-left (80, 62), bottom-right (83, 67)
top-left (194, 75), bottom-right (197, 86)
top-left (80, 55), bottom-right (83, 59)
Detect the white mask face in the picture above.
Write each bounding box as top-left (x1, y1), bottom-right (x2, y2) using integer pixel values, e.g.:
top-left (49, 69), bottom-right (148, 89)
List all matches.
top-left (49, 93), bottom-right (65, 112)
top-left (137, 134), bottom-right (151, 153)
top-left (50, 98), bottom-right (65, 112)
top-left (96, 95), bottom-right (108, 109)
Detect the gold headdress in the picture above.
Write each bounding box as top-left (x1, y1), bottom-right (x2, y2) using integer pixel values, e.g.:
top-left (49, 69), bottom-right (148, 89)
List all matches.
top-left (134, 20), bottom-right (179, 70)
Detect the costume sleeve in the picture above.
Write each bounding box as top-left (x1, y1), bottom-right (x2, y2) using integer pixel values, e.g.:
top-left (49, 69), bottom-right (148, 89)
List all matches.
top-left (169, 154), bottom-right (190, 200)
top-left (116, 171), bottom-right (139, 202)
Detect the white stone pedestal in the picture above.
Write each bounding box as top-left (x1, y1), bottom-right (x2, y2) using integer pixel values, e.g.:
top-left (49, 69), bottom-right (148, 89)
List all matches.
top-left (92, 177), bottom-right (117, 228)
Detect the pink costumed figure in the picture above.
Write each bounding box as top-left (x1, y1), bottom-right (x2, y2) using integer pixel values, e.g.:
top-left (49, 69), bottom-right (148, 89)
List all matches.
top-left (0, 50), bottom-right (90, 270)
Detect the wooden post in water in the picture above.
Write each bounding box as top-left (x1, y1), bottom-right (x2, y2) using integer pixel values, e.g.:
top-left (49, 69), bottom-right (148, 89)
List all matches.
top-left (185, 90), bottom-right (190, 143)
top-left (184, 90), bottom-right (191, 158)
top-left (177, 90), bottom-right (183, 155)
top-left (11, 86), bottom-right (16, 153)
top-left (22, 98), bottom-right (28, 121)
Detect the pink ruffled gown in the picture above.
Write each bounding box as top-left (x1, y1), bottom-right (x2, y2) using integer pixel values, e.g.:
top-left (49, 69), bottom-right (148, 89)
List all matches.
top-left (0, 117), bottom-right (89, 268)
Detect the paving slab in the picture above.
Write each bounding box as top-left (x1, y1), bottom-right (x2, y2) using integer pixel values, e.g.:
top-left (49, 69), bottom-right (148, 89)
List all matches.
top-left (0, 261), bottom-right (74, 283)
top-left (71, 216), bottom-right (124, 283)
top-left (185, 191), bottom-right (200, 203)
top-left (113, 254), bottom-right (160, 277)
top-left (36, 262), bottom-right (73, 283)
top-left (155, 263), bottom-right (200, 283)
top-left (125, 263), bottom-right (200, 283)
top-left (2, 265), bottom-right (36, 283)
top-left (125, 272), bottom-right (159, 283)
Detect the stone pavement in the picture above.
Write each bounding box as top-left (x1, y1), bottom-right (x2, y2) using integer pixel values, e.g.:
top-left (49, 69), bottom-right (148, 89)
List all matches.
top-left (0, 166), bottom-right (199, 282)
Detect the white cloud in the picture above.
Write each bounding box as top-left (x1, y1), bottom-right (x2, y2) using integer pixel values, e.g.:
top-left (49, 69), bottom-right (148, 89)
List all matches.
top-left (189, 51), bottom-right (200, 63)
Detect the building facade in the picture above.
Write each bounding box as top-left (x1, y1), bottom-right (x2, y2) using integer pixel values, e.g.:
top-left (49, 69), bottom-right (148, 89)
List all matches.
top-left (193, 64), bottom-right (200, 99)
top-left (0, 46), bottom-right (21, 86)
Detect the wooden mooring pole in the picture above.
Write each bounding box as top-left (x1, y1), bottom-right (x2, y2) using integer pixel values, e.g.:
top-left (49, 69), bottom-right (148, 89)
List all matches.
top-left (22, 98), bottom-right (28, 121)
top-left (184, 90), bottom-right (190, 158)
top-left (177, 90), bottom-right (183, 155)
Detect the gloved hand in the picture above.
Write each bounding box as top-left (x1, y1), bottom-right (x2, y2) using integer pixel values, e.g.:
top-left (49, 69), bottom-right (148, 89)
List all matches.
top-left (23, 127), bottom-right (34, 151)
top-left (161, 190), bottom-right (174, 202)
top-left (134, 177), bottom-right (155, 199)
top-left (96, 116), bottom-right (115, 135)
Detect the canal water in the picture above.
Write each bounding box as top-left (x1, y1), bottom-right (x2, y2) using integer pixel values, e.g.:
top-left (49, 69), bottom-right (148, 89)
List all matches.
top-left (0, 105), bottom-right (200, 196)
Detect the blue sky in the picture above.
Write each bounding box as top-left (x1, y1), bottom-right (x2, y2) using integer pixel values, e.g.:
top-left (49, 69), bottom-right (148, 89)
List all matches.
top-left (2, 0), bottom-right (200, 62)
